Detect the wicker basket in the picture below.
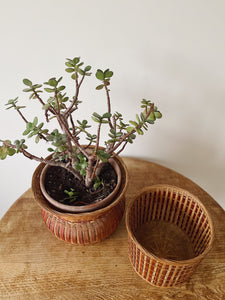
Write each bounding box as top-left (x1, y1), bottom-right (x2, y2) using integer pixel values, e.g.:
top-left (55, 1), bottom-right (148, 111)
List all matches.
top-left (126, 185), bottom-right (214, 287)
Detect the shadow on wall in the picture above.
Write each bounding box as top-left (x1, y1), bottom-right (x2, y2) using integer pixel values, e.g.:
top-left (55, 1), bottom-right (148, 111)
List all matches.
top-left (140, 131), bottom-right (225, 207)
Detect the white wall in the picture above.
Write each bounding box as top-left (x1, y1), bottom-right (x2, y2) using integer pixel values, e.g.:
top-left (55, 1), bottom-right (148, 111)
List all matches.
top-left (0, 0), bottom-right (224, 219)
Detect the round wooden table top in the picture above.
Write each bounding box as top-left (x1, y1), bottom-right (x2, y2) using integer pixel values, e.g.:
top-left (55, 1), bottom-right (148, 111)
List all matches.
top-left (0, 157), bottom-right (225, 299)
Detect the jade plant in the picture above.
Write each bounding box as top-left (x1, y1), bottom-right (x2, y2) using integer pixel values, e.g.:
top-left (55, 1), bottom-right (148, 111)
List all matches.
top-left (0, 57), bottom-right (162, 191)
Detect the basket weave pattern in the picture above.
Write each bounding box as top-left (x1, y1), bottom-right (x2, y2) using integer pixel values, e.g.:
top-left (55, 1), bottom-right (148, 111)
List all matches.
top-left (126, 185), bottom-right (214, 287)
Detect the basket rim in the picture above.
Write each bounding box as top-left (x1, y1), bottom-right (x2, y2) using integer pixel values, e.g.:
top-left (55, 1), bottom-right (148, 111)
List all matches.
top-left (125, 184), bottom-right (214, 266)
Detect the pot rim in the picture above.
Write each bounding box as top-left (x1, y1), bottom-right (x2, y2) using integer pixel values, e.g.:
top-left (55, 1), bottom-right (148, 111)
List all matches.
top-left (39, 157), bottom-right (122, 213)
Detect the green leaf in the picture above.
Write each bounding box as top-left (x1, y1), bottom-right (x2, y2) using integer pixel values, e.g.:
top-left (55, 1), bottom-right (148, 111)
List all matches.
top-left (146, 119), bottom-right (154, 124)
top-left (26, 122), bottom-right (33, 130)
top-left (44, 88), bottom-right (54, 93)
top-left (0, 147), bottom-right (7, 160)
top-left (136, 114), bottom-right (141, 124)
top-left (28, 132), bottom-right (35, 138)
top-left (42, 103), bottom-right (51, 110)
top-left (96, 69), bottom-right (104, 80)
top-left (93, 177), bottom-right (103, 190)
top-left (140, 112), bottom-right (146, 122)
top-left (102, 112), bottom-right (111, 119)
top-left (41, 129), bottom-right (49, 134)
top-left (37, 122), bottom-right (44, 130)
top-left (126, 126), bottom-right (134, 133)
top-left (154, 111), bottom-right (162, 119)
top-left (71, 73), bottom-right (78, 80)
top-left (35, 135), bottom-right (40, 143)
top-left (96, 150), bottom-right (110, 162)
top-left (129, 120), bottom-right (138, 127)
top-left (96, 84), bottom-right (104, 90)
top-left (84, 65), bottom-right (91, 72)
top-left (57, 85), bottom-right (66, 91)
top-left (32, 84), bottom-right (42, 89)
top-left (91, 117), bottom-right (100, 123)
top-left (80, 169), bottom-right (86, 176)
top-left (110, 128), bottom-right (116, 135)
top-left (136, 128), bottom-right (144, 135)
top-left (7, 148), bottom-right (16, 156)
top-left (65, 68), bottom-right (74, 73)
top-left (78, 69), bottom-right (85, 76)
top-left (48, 78), bottom-right (58, 87)
top-left (65, 61), bottom-right (74, 67)
top-left (5, 106), bottom-right (14, 110)
top-left (23, 78), bottom-right (32, 86)
top-left (15, 106), bottom-right (26, 110)
top-left (23, 128), bottom-right (31, 135)
top-left (130, 133), bottom-right (136, 140)
top-left (148, 112), bottom-right (156, 121)
top-left (93, 112), bottom-right (101, 119)
top-left (73, 57), bottom-right (80, 65)
top-left (47, 148), bottom-right (54, 152)
top-left (29, 93), bottom-right (35, 100)
top-left (104, 70), bottom-right (113, 78)
top-left (33, 117), bottom-right (38, 127)
top-left (23, 88), bottom-right (33, 92)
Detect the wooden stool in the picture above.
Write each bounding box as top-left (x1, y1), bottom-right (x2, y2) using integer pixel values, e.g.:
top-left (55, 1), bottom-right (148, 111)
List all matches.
top-left (0, 158), bottom-right (224, 299)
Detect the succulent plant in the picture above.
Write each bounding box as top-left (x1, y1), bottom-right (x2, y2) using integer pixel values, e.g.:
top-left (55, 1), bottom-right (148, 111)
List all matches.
top-left (0, 57), bottom-right (162, 189)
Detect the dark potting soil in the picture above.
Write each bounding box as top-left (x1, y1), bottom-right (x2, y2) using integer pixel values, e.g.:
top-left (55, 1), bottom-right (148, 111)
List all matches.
top-left (44, 163), bottom-right (118, 206)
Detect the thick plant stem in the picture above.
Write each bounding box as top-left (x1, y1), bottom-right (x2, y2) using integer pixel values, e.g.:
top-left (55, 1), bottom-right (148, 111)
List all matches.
top-left (85, 156), bottom-right (95, 188)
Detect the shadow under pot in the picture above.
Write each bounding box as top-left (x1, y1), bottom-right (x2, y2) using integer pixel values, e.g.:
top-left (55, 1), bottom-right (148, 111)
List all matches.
top-left (32, 155), bottom-right (128, 245)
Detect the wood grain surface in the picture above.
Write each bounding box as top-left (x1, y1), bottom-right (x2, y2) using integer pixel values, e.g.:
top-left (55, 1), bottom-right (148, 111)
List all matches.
top-left (0, 157), bottom-right (225, 300)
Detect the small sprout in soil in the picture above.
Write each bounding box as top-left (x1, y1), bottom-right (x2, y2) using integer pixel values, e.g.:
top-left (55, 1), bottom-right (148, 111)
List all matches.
top-left (93, 176), bottom-right (104, 190)
top-left (64, 188), bottom-right (79, 203)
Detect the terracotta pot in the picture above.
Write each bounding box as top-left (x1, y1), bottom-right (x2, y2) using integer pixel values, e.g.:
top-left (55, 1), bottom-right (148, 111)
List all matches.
top-left (39, 157), bottom-right (122, 213)
top-left (32, 155), bottom-right (128, 245)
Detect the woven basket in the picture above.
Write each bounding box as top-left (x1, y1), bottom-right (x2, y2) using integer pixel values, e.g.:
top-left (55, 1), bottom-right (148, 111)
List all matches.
top-left (126, 185), bottom-right (214, 287)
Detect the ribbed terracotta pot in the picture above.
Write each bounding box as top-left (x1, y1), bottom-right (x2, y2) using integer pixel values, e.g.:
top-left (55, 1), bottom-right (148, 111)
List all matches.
top-left (32, 155), bottom-right (128, 245)
top-left (126, 185), bottom-right (214, 287)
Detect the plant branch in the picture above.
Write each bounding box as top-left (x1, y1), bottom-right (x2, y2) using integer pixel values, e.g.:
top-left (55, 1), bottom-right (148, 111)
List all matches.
top-left (14, 106), bottom-right (48, 142)
top-left (16, 108), bottom-right (28, 124)
top-left (113, 141), bottom-right (128, 157)
top-left (91, 158), bottom-right (100, 181)
top-left (58, 115), bottom-right (89, 159)
top-left (33, 90), bottom-right (56, 116)
top-left (54, 90), bottom-right (60, 114)
top-left (64, 74), bottom-right (85, 117)
top-left (69, 114), bottom-right (77, 136)
top-left (3, 141), bottom-right (83, 181)
top-left (104, 83), bottom-right (114, 129)
top-left (93, 122), bottom-right (101, 157)
top-left (108, 103), bottom-right (155, 155)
